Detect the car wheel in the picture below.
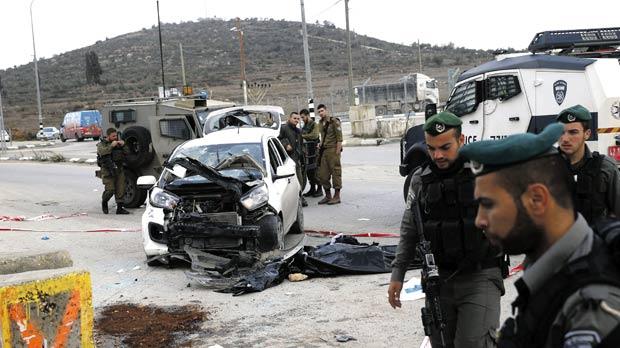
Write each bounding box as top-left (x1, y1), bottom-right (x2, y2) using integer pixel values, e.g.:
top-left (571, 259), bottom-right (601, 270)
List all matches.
top-left (123, 170), bottom-right (147, 208)
top-left (256, 214), bottom-right (282, 252)
top-left (123, 126), bottom-right (155, 169)
top-left (93, 136), bottom-right (100, 141)
top-left (289, 199), bottom-right (304, 234)
top-left (60, 134), bottom-right (66, 143)
top-left (77, 134), bottom-right (84, 142)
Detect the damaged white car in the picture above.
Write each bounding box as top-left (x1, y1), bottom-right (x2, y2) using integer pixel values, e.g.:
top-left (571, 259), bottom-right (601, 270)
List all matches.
top-left (138, 127), bottom-right (305, 269)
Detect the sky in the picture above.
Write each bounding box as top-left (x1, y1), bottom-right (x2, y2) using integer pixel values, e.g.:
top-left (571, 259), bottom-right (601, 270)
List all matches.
top-left (1, 0), bottom-right (619, 70)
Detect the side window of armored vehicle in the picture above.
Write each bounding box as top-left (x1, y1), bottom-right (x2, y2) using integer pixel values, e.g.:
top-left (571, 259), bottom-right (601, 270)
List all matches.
top-left (160, 119), bottom-right (190, 140)
top-left (184, 114), bottom-right (198, 134)
top-left (485, 75), bottom-right (521, 101)
top-left (426, 80), bottom-right (437, 89)
top-left (110, 109), bottom-right (136, 124)
top-left (445, 81), bottom-right (478, 117)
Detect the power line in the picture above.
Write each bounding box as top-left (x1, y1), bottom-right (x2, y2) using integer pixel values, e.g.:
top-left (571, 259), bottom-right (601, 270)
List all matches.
top-left (309, 0), bottom-right (343, 20)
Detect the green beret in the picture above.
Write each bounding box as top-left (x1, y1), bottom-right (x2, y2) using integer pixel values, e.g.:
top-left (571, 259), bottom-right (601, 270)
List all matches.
top-left (557, 104), bottom-right (591, 123)
top-left (459, 123), bottom-right (564, 176)
top-left (423, 111), bottom-right (462, 136)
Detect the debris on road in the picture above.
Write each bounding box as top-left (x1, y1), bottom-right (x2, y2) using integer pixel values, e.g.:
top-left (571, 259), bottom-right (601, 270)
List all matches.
top-left (185, 235), bottom-right (422, 295)
top-left (95, 303), bottom-right (205, 347)
top-left (335, 334), bottom-right (357, 342)
top-left (288, 273), bottom-right (308, 282)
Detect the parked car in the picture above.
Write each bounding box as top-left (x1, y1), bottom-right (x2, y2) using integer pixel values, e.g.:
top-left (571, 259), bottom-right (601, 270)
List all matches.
top-left (0, 129), bottom-right (9, 142)
top-left (36, 126), bottom-right (60, 140)
top-left (137, 127), bottom-right (304, 267)
top-left (60, 110), bottom-right (102, 142)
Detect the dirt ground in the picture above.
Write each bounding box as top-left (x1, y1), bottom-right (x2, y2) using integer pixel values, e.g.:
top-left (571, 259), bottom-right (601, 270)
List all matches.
top-left (95, 304), bottom-right (206, 347)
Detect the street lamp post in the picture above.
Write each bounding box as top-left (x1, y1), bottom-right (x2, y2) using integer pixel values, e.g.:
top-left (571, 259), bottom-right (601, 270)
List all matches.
top-left (30, 0), bottom-right (43, 132)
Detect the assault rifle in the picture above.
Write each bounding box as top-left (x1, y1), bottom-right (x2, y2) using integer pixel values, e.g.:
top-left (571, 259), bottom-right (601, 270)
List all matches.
top-left (410, 189), bottom-right (446, 347)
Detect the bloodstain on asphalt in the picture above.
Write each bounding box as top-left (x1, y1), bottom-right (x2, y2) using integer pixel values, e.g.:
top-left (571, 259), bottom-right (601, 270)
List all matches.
top-left (95, 304), bottom-right (206, 347)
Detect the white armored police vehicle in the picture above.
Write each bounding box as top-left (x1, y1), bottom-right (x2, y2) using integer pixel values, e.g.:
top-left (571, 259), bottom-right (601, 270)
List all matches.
top-left (100, 95), bottom-right (235, 208)
top-left (400, 27), bottom-right (620, 198)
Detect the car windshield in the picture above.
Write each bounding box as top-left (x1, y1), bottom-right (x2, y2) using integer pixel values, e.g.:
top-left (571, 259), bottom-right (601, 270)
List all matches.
top-left (168, 142), bottom-right (265, 182)
top-left (43, 127), bottom-right (54, 132)
top-left (204, 110), bottom-right (281, 134)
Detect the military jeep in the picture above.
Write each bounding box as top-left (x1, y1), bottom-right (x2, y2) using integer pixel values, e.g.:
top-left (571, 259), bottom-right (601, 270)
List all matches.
top-left (100, 96), bottom-right (235, 208)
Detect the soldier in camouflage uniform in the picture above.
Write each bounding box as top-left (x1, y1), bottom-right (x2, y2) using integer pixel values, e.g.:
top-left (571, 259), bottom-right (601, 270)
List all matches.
top-left (96, 127), bottom-right (130, 214)
top-left (300, 109), bottom-right (322, 198)
top-left (316, 104), bottom-right (343, 205)
top-left (461, 123), bottom-right (620, 348)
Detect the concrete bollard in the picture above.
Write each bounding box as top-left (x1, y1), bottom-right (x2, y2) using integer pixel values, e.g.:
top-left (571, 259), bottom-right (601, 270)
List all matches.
top-left (0, 268), bottom-right (94, 347)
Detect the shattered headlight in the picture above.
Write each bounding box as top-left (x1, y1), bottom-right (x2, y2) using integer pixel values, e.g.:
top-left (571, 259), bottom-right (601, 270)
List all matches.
top-left (149, 187), bottom-right (181, 210)
top-left (240, 183), bottom-right (269, 210)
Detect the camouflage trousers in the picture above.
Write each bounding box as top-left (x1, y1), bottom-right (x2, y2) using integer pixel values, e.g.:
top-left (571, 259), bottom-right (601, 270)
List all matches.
top-left (318, 148), bottom-right (342, 190)
top-left (101, 170), bottom-right (126, 203)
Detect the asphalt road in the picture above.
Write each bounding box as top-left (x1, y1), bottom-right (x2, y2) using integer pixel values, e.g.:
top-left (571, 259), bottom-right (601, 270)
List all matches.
top-left (0, 144), bottom-right (520, 347)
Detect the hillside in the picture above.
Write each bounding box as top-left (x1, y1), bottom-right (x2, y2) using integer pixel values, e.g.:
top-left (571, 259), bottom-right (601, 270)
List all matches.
top-left (0, 18), bottom-right (496, 137)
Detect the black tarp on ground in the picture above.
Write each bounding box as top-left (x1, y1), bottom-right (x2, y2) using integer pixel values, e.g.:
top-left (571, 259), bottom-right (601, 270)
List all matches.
top-left (204, 235), bottom-right (423, 295)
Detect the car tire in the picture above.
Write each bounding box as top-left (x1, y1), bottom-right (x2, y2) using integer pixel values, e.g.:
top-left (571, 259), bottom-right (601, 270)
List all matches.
top-left (289, 199), bottom-right (304, 234)
top-left (256, 214), bottom-right (282, 252)
top-left (123, 126), bottom-right (155, 169)
top-left (60, 134), bottom-right (66, 142)
top-left (93, 136), bottom-right (100, 141)
top-left (77, 134), bottom-right (84, 142)
top-left (123, 170), bottom-right (147, 208)
top-left (403, 170), bottom-right (414, 202)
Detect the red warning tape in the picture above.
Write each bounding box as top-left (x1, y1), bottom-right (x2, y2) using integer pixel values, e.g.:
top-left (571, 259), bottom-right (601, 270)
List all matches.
top-left (508, 262), bottom-right (524, 277)
top-left (304, 229), bottom-right (399, 238)
top-left (0, 227), bottom-right (140, 233)
top-left (0, 212), bottom-right (87, 222)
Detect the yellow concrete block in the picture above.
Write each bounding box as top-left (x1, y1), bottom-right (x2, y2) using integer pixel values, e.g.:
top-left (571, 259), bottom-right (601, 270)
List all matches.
top-left (0, 270), bottom-right (94, 348)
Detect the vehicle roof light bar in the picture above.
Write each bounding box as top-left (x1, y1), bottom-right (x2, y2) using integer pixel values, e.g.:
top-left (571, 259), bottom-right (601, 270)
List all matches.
top-left (528, 27), bottom-right (620, 53)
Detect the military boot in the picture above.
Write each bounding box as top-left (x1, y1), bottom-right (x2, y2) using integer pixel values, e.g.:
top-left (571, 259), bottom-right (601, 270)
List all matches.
top-left (327, 189), bottom-right (341, 205)
top-left (116, 203), bottom-right (130, 215)
top-left (312, 186), bottom-right (324, 198)
top-left (302, 185), bottom-right (316, 197)
top-left (101, 191), bottom-right (113, 214)
top-left (318, 189), bottom-right (332, 205)
top-left (102, 200), bottom-right (109, 214)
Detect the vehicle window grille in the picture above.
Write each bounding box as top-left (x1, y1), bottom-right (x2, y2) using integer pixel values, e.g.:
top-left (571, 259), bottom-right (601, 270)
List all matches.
top-left (445, 81), bottom-right (478, 117)
top-left (160, 119), bottom-right (190, 140)
top-left (110, 109), bottom-right (136, 123)
top-left (486, 75), bottom-right (522, 101)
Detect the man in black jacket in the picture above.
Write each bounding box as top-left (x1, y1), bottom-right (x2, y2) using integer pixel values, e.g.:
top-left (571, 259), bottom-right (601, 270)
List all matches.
top-left (279, 112), bottom-right (307, 207)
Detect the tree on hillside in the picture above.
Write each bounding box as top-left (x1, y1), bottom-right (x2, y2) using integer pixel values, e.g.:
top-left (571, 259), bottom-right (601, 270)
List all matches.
top-left (85, 51), bottom-right (103, 85)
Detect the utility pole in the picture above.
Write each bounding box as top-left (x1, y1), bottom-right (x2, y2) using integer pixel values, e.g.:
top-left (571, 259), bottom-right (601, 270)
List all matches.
top-left (235, 18), bottom-right (248, 105)
top-left (418, 39), bottom-right (422, 72)
top-left (157, 0), bottom-right (166, 97)
top-left (344, 0), bottom-right (354, 106)
top-left (179, 43), bottom-right (188, 94)
top-left (0, 90), bottom-right (7, 151)
top-left (299, 0), bottom-right (313, 102)
top-left (29, 0), bottom-right (43, 131)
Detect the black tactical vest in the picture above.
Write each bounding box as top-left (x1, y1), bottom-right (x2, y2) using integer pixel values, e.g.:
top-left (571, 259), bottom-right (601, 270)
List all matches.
top-left (419, 163), bottom-right (497, 269)
top-left (111, 145), bottom-right (125, 164)
top-left (574, 152), bottom-right (607, 225)
top-left (498, 236), bottom-right (620, 348)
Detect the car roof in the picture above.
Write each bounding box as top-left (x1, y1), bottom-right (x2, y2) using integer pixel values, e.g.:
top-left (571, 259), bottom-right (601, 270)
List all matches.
top-left (207, 105), bottom-right (284, 117)
top-left (180, 127), bottom-right (276, 149)
top-left (458, 54), bottom-right (596, 82)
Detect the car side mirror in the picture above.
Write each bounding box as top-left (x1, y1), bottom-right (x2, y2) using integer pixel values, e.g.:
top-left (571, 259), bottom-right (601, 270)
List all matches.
top-left (424, 104), bottom-right (437, 120)
top-left (137, 175), bottom-right (157, 189)
top-left (273, 165), bottom-right (295, 181)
